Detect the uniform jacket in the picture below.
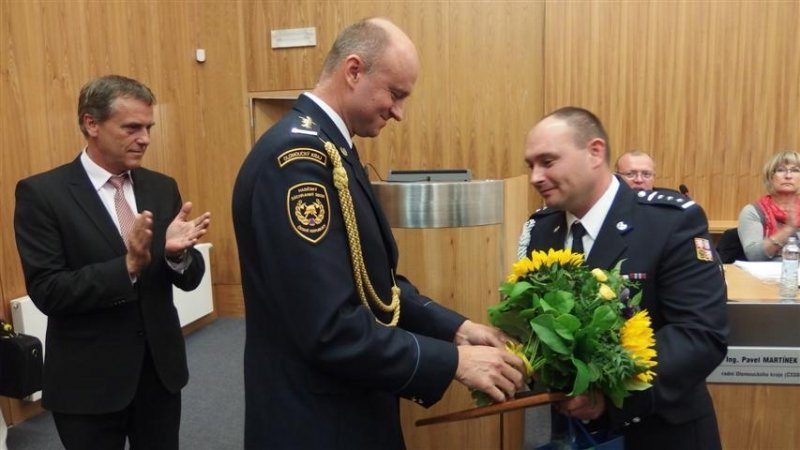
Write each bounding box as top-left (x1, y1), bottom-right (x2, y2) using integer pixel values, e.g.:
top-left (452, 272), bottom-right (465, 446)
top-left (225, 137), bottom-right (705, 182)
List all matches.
top-left (14, 158), bottom-right (205, 414)
top-left (232, 95), bottom-right (466, 450)
top-left (525, 182), bottom-right (728, 449)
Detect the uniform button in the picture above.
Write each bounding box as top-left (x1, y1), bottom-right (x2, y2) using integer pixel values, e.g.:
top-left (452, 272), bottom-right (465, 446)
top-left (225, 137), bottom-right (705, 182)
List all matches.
top-left (632, 417), bottom-right (641, 424)
top-left (624, 421), bottom-right (630, 427)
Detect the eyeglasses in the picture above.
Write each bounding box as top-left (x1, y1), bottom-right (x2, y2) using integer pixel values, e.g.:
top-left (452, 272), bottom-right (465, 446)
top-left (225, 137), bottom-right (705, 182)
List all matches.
top-left (619, 171), bottom-right (655, 180)
top-left (774, 167), bottom-right (800, 175)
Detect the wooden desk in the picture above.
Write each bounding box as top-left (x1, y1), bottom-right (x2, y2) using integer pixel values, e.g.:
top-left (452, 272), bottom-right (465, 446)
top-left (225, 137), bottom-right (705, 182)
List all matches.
top-left (710, 264), bottom-right (799, 450)
top-left (723, 264), bottom-right (779, 302)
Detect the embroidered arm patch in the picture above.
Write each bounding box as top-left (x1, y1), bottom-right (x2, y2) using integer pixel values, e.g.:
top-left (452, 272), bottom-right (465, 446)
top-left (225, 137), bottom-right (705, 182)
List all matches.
top-left (277, 148), bottom-right (328, 168)
top-left (287, 182), bottom-right (330, 244)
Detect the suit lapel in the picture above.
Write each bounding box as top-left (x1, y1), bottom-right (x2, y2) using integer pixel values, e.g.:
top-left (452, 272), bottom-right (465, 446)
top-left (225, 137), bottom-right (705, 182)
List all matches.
top-left (66, 158), bottom-right (126, 253)
top-left (528, 213), bottom-right (568, 254)
top-left (528, 185), bottom-right (636, 270)
top-left (129, 169), bottom-right (154, 214)
top-left (585, 187), bottom-right (635, 270)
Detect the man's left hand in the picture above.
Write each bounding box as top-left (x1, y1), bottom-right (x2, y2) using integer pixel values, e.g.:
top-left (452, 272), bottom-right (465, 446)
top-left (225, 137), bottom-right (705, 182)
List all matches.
top-left (165, 202), bottom-right (211, 257)
top-left (454, 320), bottom-right (512, 349)
top-left (558, 391), bottom-right (606, 421)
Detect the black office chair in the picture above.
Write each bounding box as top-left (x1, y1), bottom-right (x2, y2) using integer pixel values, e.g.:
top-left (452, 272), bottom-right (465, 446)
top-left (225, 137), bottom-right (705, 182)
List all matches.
top-left (716, 228), bottom-right (746, 263)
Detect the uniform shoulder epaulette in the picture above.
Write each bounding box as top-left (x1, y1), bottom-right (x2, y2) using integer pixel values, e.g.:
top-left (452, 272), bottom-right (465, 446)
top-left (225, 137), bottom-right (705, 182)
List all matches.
top-left (531, 206), bottom-right (559, 219)
top-left (636, 190), bottom-right (696, 210)
top-left (276, 115), bottom-right (328, 169)
top-left (289, 114), bottom-right (320, 137)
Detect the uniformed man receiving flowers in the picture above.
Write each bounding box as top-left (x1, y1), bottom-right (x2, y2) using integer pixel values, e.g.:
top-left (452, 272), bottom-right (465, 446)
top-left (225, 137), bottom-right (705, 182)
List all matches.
top-left (519, 106), bottom-right (729, 450)
top-left (232, 17), bottom-right (526, 450)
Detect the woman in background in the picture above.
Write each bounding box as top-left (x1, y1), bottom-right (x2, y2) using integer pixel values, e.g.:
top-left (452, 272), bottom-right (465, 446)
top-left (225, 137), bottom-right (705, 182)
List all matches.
top-left (738, 151), bottom-right (800, 260)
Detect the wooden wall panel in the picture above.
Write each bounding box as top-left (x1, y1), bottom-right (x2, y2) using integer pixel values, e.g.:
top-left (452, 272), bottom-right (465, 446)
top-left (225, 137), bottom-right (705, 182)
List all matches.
top-left (1, 0), bottom-right (249, 422)
top-left (244, 0), bottom-right (344, 92)
top-left (709, 383), bottom-right (800, 450)
top-left (393, 225), bottom-right (505, 450)
top-left (543, 0), bottom-right (800, 220)
top-left (243, 1), bottom-right (545, 183)
top-left (1, 0), bottom-right (248, 327)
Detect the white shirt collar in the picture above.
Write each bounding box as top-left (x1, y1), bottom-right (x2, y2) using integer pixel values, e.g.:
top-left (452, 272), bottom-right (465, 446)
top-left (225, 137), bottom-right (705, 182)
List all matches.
top-left (80, 148), bottom-right (132, 191)
top-left (303, 92), bottom-right (354, 150)
top-left (566, 175), bottom-right (620, 241)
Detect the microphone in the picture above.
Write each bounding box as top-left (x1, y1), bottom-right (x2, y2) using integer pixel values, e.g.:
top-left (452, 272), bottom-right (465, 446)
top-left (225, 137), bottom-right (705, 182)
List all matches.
top-left (679, 184), bottom-right (690, 198)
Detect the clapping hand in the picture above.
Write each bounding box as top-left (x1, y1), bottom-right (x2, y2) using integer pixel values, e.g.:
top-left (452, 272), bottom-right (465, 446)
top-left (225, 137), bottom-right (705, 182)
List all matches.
top-left (126, 211), bottom-right (153, 276)
top-left (165, 202), bottom-right (211, 257)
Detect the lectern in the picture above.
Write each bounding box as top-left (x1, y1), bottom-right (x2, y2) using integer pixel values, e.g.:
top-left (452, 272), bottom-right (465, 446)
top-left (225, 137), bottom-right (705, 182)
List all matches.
top-left (372, 175), bottom-right (530, 450)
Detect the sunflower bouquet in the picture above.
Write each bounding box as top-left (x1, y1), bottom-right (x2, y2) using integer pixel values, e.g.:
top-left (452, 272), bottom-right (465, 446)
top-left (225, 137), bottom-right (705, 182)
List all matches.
top-left (475, 249), bottom-right (657, 408)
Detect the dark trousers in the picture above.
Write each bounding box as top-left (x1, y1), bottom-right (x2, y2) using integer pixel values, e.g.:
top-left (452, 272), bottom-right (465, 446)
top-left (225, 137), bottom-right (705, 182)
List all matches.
top-left (624, 412), bottom-right (722, 450)
top-left (52, 348), bottom-right (181, 450)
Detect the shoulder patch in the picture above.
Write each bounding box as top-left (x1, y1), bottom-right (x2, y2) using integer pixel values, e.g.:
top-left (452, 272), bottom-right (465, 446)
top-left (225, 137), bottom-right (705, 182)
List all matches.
top-left (287, 182), bottom-right (330, 244)
top-left (290, 115), bottom-right (319, 136)
top-left (694, 237), bottom-right (714, 262)
top-left (636, 190), bottom-right (695, 210)
top-left (277, 148), bottom-right (328, 168)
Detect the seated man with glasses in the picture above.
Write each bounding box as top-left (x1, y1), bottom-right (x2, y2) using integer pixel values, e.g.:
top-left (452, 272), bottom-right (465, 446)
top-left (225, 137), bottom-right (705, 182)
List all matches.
top-left (615, 150), bottom-right (656, 191)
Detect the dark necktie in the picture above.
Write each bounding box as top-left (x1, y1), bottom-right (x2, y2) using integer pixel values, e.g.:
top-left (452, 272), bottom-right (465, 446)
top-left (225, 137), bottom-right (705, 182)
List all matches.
top-left (570, 221), bottom-right (587, 255)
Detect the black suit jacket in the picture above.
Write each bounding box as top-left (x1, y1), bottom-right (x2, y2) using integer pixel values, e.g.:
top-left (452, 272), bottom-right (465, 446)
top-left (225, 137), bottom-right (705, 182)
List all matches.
top-left (14, 157), bottom-right (204, 414)
top-left (232, 95), bottom-right (466, 450)
top-left (525, 183), bottom-right (728, 449)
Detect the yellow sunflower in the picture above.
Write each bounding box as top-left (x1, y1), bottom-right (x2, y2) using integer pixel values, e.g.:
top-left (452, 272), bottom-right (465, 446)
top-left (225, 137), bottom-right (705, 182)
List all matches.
top-left (506, 256), bottom-right (538, 282)
top-left (620, 310), bottom-right (658, 383)
top-left (537, 248), bottom-right (584, 267)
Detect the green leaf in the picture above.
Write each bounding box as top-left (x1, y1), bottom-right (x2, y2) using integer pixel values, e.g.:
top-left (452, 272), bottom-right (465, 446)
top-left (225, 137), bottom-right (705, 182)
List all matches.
top-left (498, 282), bottom-right (515, 296)
top-left (606, 383), bottom-right (628, 409)
top-left (509, 280), bottom-right (534, 298)
top-left (624, 378), bottom-right (653, 392)
top-left (569, 357), bottom-right (590, 396)
top-left (530, 315), bottom-right (570, 355)
top-left (590, 305), bottom-right (617, 331)
top-left (553, 313), bottom-right (580, 341)
top-left (628, 290), bottom-right (643, 307)
top-left (541, 290), bottom-right (574, 315)
top-left (488, 307), bottom-right (531, 342)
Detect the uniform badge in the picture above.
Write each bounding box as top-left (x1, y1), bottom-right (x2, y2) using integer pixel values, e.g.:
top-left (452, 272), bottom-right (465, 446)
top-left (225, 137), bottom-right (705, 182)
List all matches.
top-left (291, 116), bottom-right (318, 136)
top-left (277, 148), bottom-right (327, 168)
top-left (287, 183), bottom-right (330, 244)
top-left (616, 221), bottom-right (628, 231)
top-left (300, 116), bottom-right (315, 129)
top-left (694, 237), bottom-right (714, 262)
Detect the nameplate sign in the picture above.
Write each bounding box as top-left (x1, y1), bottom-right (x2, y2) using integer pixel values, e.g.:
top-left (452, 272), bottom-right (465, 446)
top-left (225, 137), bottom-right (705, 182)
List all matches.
top-left (708, 346), bottom-right (800, 385)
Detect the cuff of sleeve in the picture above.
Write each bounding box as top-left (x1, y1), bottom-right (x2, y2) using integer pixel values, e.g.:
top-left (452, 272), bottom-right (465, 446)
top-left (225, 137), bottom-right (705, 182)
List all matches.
top-left (166, 250), bottom-right (193, 274)
top-left (397, 334), bottom-right (459, 407)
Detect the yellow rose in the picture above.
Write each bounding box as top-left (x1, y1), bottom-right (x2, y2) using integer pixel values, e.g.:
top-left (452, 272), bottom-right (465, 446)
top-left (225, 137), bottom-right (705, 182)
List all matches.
top-left (591, 268), bottom-right (608, 282)
top-left (598, 283), bottom-right (616, 300)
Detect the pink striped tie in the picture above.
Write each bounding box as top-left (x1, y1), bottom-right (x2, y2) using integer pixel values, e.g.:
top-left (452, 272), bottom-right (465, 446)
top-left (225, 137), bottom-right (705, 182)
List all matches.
top-left (108, 174), bottom-right (136, 245)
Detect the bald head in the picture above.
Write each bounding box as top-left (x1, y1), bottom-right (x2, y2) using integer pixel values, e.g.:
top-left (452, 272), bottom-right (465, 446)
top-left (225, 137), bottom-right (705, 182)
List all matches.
top-left (319, 18), bottom-right (417, 81)
top-left (313, 18), bottom-right (419, 138)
